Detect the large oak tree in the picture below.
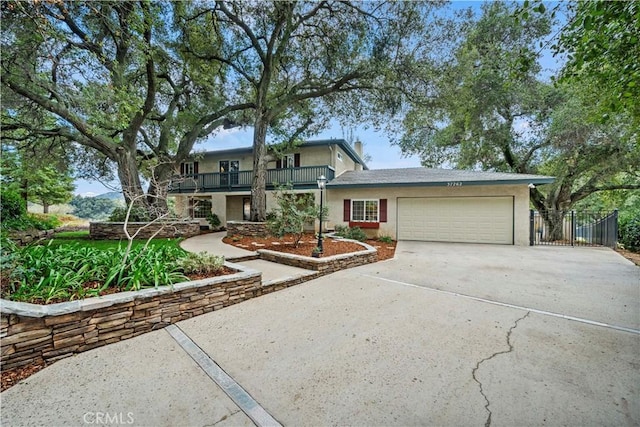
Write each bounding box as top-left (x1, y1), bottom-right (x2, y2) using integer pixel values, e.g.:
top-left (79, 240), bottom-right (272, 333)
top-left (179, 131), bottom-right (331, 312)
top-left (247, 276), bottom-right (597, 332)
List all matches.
top-left (1, 1), bottom-right (248, 213)
top-left (184, 0), bottom-right (441, 220)
top-left (397, 2), bottom-right (639, 239)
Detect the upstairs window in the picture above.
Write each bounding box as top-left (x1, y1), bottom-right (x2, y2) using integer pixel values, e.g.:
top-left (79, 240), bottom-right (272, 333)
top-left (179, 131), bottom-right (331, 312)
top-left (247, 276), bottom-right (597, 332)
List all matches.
top-left (337, 152), bottom-right (343, 162)
top-left (276, 153), bottom-right (300, 168)
top-left (180, 161), bottom-right (198, 175)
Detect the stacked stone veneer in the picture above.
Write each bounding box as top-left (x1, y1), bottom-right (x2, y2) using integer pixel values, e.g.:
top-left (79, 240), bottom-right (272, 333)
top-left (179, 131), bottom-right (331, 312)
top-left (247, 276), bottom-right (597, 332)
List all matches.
top-left (1, 239), bottom-right (379, 371)
top-left (226, 221), bottom-right (270, 237)
top-left (90, 221), bottom-right (200, 240)
top-left (257, 239), bottom-right (377, 275)
top-left (9, 229), bottom-right (55, 246)
top-left (0, 262), bottom-right (260, 370)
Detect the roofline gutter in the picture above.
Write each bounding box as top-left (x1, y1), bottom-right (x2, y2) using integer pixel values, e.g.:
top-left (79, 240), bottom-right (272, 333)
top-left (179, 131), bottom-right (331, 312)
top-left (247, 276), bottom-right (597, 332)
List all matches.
top-left (327, 178), bottom-right (555, 189)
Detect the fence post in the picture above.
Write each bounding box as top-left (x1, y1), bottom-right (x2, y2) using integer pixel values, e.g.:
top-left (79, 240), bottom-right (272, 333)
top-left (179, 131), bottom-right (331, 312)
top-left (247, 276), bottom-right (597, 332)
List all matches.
top-left (529, 210), bottom-right (535, 246)
top-left (571, 210), bottom-right (576, 247)
top-left (613, 209), bottom-right (619, 249)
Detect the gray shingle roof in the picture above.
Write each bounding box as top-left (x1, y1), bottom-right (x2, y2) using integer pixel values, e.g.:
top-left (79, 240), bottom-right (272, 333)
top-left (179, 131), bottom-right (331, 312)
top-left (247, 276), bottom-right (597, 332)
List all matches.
top-left (327, 167), bottom-right (554, 188)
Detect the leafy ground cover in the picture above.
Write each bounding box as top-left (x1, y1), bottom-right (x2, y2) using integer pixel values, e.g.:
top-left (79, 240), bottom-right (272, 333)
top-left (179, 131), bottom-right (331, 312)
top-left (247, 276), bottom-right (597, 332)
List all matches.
top-left (1, 232), bottom-right (230, 305)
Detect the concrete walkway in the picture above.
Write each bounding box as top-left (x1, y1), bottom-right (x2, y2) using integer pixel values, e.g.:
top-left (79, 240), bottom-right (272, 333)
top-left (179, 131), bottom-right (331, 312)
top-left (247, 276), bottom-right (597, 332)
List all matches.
top-left (180, 231), bottom-right (257, 260)
top-left (180, 232), bottom-right (317, 284)
top-left (2, 243), bottom-right (638, 426)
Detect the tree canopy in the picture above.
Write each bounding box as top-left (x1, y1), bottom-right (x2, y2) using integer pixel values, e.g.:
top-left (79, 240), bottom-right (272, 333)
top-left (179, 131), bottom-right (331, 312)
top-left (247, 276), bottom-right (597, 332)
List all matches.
top-left (1, 1), bottom-right (445, 219)
top-left (1, 1), bottom-right (248, 213)
top-left (397, 2), bottom-right (639, 238)
top-left (180, 0), bottom-right (442, 220)
top-left (556, 0), bottom-right (640, 124)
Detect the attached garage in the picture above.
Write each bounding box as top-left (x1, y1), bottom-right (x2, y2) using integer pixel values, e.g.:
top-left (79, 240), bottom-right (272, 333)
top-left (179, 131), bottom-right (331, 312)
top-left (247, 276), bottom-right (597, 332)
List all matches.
top-left (326, 167), bottom-right (554, 246)
top-left (397, 196), bottom-right (514, 244)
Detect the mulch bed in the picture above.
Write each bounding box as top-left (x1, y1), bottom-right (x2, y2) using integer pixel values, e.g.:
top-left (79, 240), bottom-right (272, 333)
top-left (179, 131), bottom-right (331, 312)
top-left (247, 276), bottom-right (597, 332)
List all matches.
top-left (2, 361), bottom-right (49, 392)
top-left (223, 233), bottom-right (397, 261)
top-left (616, 248), bottom-right (640, 266)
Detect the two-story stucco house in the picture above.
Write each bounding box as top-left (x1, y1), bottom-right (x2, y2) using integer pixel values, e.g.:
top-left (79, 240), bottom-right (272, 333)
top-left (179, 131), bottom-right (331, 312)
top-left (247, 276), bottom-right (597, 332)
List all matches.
top-left (168, 139), bottom-right (553, 245)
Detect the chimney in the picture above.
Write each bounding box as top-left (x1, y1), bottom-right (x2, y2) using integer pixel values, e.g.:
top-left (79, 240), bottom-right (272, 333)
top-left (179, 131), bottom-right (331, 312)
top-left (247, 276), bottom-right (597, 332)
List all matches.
top-left (354, 140), bottom-right (363, 158)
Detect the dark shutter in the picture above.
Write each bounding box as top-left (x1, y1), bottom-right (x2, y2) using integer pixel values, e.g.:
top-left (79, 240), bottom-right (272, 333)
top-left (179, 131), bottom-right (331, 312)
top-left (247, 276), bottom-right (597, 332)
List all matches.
top-left (343, 199), bottom-right (351, 222)
top-left (188, 198), bottom-right (194, 217)
top-left (180, 163), bottom-right (185, 175)
top-left (276, 159), bottom-right (282, 169)
top-left (294, 153), bottom-right (301, 167)
top-left (193, 162), bottom-right (199, 174)
top-left (379, 199), bottom-right (387, 222)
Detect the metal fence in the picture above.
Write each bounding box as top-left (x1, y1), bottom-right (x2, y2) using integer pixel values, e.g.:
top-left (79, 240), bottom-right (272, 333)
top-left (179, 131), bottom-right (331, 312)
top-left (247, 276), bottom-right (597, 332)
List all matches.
top-left (530, 209), bottom-right (618, 248)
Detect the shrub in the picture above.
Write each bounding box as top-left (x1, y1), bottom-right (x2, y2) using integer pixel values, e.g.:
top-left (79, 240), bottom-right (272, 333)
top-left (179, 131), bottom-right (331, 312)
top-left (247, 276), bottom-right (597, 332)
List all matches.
top-left (207, 213), bottom-right (221, 229)
top-left (177, 252), bottom-right (225, 275)
top-left (346, 226), bottom-right (368, 242)
top-left (28, 213), bottom-right (61, 230)
top-left (378, 235), bottom-right (394, 244)
top-left (334, 224), bottom-right (348, 237)
top-left (267, 185), bottom-right (322, 247)
top-left (333, 225), bottom-right (367, 241)
top-left (108, 206), bottom-right (150, 222)
top-left (1, 213), bottom-right (61, 231)
top-left (0, 189), bottom-right (26, 221)
top-left (619, 216), bottom-right (640, 252)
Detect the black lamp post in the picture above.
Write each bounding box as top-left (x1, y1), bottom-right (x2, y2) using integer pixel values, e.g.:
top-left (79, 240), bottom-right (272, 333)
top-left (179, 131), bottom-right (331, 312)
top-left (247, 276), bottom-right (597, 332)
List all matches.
top-left (316, 175), bottom-right (327, 253)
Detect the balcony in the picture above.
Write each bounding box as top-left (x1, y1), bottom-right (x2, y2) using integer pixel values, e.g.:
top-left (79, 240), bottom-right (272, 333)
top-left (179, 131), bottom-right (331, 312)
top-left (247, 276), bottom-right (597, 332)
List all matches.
top-left (168, 165), bottom-right (335, 194)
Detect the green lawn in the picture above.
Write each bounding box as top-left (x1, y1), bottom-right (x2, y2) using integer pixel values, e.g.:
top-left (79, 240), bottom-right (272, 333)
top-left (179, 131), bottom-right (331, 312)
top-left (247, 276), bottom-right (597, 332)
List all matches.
top-left (45, 230), bottom-right (185, 252)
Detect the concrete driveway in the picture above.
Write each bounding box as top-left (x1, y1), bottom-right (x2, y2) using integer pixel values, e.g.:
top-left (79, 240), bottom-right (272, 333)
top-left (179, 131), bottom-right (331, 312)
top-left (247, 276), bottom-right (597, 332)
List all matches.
top-left (2, 242), bottom-right (639, 426)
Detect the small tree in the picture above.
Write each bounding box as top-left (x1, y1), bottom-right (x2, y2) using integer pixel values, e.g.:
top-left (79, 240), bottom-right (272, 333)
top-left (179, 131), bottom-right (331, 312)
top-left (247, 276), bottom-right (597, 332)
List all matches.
top-left (27, 166), bottom-right (75, 213)
top-left (267, 185), bottom-right (323, 248)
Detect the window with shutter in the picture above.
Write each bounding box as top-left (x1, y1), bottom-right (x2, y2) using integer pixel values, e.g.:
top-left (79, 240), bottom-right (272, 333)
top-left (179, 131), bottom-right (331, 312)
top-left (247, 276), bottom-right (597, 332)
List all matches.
top-left (349, 199), bottom-right (381, 229)
top-left (380, 199), bottom-right (387, 222)
top-left (343, 199), bottom-right (351, 221)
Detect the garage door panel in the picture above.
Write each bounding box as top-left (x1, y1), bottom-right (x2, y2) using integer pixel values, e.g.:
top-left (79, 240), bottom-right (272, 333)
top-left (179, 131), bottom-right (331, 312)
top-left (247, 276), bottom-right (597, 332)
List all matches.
top-left (397, 197), bottom-right (513, 244)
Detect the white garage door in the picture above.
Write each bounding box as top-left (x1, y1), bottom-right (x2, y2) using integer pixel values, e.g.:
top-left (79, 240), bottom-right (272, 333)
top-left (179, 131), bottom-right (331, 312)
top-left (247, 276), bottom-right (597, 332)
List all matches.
top-left (397, 197), bottom-right (514, 244)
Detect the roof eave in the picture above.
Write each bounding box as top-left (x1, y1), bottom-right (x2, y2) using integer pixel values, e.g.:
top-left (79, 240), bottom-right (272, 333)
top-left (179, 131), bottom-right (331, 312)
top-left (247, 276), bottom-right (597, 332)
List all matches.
top-left (327, 177), bottom-right (555, 189)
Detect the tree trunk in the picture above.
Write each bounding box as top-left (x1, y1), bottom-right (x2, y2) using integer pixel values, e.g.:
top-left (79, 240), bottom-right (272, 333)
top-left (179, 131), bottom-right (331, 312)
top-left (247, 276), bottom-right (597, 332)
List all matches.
top-left (250, 117), bottom-right (269, 222)
top-left (543, 209), bottom-right (567, 242)
top-left (42, 201), bottom-right (49, 214)
top-left (147, 162), bottom-right (173, 216)
top-left (115, 147), bottom-right (148, 211)
top-left (20, 178), bottom-right (28, 212)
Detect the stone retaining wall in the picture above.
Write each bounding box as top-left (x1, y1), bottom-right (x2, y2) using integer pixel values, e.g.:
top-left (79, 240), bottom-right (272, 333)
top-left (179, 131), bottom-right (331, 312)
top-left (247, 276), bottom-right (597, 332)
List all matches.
top-left (226, 221), bottom-right (270, 237)
top-left (9, 229), bottom-right (55, 246)
top-left (257, 239), bottom-right (377, 275)
top-left (0, 263), bottom-right (260, 370)
top-left (89, 221), bottom-right (200, 240)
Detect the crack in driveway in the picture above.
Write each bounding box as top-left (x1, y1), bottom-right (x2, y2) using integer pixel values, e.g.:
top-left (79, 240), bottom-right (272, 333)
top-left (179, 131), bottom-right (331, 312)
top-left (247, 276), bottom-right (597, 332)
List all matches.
top-left (472, 311), bottom-right (530, 427)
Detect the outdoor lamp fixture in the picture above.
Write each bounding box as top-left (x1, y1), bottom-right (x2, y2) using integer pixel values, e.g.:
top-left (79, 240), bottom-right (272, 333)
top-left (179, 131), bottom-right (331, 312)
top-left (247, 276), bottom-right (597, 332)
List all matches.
top-left (316, 175), bottom-right (328, 253)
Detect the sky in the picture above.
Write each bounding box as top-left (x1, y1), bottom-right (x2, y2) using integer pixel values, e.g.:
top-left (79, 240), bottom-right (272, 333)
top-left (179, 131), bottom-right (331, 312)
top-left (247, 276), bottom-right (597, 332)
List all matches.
top-left (73, 1), bottom-right (564, 196)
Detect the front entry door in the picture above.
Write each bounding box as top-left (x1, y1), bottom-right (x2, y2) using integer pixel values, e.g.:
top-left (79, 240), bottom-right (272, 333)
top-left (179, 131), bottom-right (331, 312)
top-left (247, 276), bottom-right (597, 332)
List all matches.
top-left (243, 197), bottom-right (251, 221)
